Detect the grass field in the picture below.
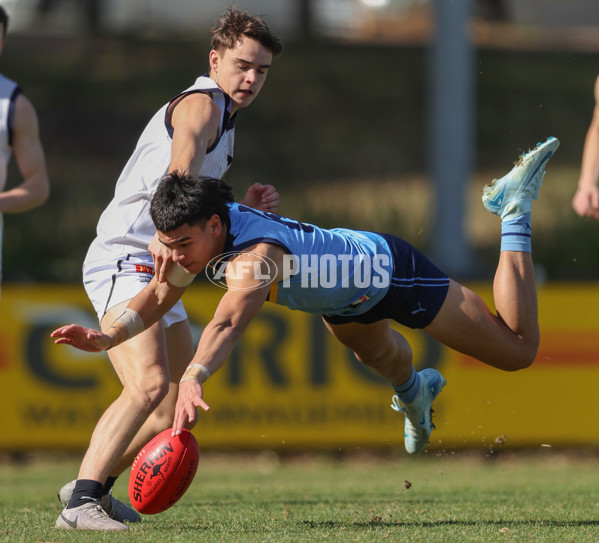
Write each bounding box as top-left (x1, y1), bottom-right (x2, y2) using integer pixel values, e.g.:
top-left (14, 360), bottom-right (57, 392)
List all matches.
top-left (1, 450), bottom-right (599, 542)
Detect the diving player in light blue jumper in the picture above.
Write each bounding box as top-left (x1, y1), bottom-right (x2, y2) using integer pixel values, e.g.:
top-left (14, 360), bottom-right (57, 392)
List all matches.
top-left (51, 137), bottom-right (559, 459)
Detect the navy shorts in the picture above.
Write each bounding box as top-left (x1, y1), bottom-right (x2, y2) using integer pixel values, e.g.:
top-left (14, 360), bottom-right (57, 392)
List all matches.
top-left (322, 233), bottom-right (450, 329)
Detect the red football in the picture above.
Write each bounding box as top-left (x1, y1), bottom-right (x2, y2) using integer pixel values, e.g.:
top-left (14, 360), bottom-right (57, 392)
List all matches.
top-left (128, 428), bottom-right (199, 514)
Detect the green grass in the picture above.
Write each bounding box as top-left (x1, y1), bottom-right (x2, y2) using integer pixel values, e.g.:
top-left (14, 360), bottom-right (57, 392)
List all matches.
top-left (1, 451), bottom-right (599, 542)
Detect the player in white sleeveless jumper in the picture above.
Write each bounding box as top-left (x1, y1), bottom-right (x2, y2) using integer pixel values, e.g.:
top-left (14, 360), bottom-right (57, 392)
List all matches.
top-left (0, 6), bottom-right (49, 298)
top-left (56, 8), bottom-right (283, 531)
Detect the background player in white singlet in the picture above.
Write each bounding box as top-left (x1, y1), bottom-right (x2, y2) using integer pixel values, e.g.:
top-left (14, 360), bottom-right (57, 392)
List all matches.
top-left (0, 4), bottom-right (49, 298)
top-left (572, 74), bottom-right (599, 220)
top-left (55, 8), bottom-right (283, 531)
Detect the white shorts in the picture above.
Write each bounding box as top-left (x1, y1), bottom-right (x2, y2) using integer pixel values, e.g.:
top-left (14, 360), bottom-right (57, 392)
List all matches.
top-left (83, 254), bottom-right (187, 327)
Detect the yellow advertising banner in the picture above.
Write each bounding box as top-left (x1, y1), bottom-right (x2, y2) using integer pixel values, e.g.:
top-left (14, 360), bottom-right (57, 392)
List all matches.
top-left (0, 282), bottom-right (597, 451)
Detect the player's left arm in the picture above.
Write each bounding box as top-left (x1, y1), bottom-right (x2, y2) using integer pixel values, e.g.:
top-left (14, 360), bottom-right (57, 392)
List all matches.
top-left (172, 244), bottom-right (284, 435)
top-left (0, 94), bottom-right (49, 213)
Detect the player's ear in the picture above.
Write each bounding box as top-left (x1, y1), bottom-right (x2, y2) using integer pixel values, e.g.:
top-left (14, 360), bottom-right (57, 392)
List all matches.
top-left (209, 50), bottom-right (219, 73)
top-left (209, 214), bottom-right (221, 237)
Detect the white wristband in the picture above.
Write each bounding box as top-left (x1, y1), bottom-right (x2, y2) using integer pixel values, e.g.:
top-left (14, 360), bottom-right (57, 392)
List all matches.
top-left (114, 308), bottom-right (145, 339)
top-left (167, 264), bottom-right (196, 287)
top-left (180, 363), bottom-right (211, 383)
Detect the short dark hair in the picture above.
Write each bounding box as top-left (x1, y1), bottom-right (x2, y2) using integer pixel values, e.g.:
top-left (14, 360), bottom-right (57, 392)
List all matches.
top-left (151, 171), bottom-right (234, 232)
top-left (0, 5), bottom-right (9, 39)
top-left (210, 7), bottom-right (283, 58)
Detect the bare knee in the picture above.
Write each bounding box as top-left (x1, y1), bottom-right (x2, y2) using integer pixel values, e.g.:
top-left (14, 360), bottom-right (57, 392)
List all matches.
top-left (492, 340), bottom-right (538, 372)
top-left (125, 374), bottom-right (170, 414)
top-left (511, 345), bottom-right (538, 371)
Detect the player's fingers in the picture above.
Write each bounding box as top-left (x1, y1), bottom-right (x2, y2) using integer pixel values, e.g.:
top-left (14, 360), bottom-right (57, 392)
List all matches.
top-left (263, 192), bottom-right (279, 205)
top-left (51, 324), bottom-right (80, 338)
top-left (196, 398), bottom-right (211, 412)
top-left (261, 184), bottom-right (276, 196)
top-left (172, 407), bottom-right (185, 436)
top-left (186, 401), bottom-right (196, 422)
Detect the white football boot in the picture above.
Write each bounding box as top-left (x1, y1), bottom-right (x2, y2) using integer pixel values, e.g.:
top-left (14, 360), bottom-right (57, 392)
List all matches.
top-left (55, 502), bottom-right (128, 531)
top-left (58, 479), bottom-right (141, 523)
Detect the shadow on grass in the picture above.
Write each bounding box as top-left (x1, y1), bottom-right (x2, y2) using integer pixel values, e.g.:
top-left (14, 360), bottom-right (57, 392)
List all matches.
top-left (302, 519), bottom-right (599, 529)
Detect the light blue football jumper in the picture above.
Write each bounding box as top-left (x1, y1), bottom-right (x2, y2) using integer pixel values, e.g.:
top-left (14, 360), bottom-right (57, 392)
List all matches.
top-left (224, 203), bottom-right (393, 316)
top-left (223, 203), bottom-right (450, 329)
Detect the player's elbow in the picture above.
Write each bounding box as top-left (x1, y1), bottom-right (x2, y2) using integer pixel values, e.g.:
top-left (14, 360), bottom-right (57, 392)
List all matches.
top-left (39, 179), bottom-right (50, 204)
top-left (27, 175), bottom-right (50, 208)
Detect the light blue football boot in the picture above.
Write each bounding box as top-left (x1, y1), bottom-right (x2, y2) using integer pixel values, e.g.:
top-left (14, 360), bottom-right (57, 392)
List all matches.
top-left (391, 368), bottom-right (447, 454)
top-left (482, 137), bottom-right (560, 221)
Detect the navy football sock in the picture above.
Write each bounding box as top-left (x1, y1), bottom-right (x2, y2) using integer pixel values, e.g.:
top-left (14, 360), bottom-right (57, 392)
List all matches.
top-left (66, 479), bottom-right (104, 509)
top-left (103, 476), bottom-right (118, 496)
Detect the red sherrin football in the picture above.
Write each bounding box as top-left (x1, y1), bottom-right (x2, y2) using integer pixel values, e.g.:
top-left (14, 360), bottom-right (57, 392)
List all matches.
top-left (128, 428), bottom-right (199, 514)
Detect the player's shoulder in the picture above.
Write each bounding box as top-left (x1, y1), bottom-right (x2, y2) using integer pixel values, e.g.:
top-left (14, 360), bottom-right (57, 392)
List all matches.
top-left (172, 91), bottom-right (220, 124)
top-left (13, 92), bottom-right (38, 123)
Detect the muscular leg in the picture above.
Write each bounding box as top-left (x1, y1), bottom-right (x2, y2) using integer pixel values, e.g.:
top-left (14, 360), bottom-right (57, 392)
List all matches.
top-left (107, 316), bottom-right (194, 477)
top-left (322, 318), bottom-right (414, 387)
top-left (425, 250), bottom-right (539, 371)
top-left (77, 301), bottom-right (194, 483)
top-left (435, 136), bottom-right (560, 371)
top-left (76, 307), bottom-right (170, 483)
top-left (323, 318), bottom-right (445, 455)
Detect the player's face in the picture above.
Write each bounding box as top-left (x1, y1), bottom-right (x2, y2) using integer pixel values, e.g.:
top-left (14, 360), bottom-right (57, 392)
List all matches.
top-left (209, 38), bottom-right (273, 112)
top-left (158, 216), bottom-right (223, 274)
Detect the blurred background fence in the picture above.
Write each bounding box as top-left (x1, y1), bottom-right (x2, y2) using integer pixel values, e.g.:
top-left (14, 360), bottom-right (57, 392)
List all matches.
top-left (2, 0), bottom-right (599, 282)
top-left (1, 0), bottom-right (598, 452)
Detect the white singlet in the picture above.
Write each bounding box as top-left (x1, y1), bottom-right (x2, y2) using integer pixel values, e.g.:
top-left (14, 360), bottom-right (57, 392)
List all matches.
top-left (0, 74), bottom-right (21, 292)
top-left (83, 76), bottom-right (235, 322)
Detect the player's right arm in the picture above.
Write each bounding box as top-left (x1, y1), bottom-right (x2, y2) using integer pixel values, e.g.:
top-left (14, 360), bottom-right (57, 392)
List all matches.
top-left (168, 92), bottom-right (220, 175)
top-left (572, 75), bottom-right (599, 219)
top-left (50, 267), bottom-right (193, 351)
top-left (149, 92), bottom-right (221, 282)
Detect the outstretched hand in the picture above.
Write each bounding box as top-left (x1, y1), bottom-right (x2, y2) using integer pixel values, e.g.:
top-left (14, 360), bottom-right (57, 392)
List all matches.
top-left (172, 379), bottom-right (210, 436)
top-left (50, 324), bottom-right (112, 352)
top-left (242, 183), bottom-right (280, 213)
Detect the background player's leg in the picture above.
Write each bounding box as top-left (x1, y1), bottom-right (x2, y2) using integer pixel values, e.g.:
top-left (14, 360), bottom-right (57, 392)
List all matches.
top-left (107, 318), bottom-right (194, 476)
